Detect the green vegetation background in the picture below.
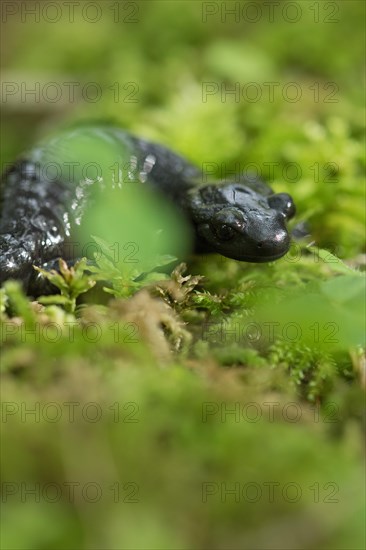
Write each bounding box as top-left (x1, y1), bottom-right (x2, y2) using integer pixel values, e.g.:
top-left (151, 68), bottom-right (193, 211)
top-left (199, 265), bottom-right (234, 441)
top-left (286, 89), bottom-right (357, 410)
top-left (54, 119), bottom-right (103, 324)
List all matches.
top-left (1, 1), bottom-right (365, 549)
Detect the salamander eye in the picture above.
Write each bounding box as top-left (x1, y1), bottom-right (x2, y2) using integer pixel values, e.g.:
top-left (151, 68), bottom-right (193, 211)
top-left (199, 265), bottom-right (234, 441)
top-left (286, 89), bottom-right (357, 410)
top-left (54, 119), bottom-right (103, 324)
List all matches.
top-left (214, 224), bottom-right (236, 241)
top-left (268, 193), bottom-right (296, 220)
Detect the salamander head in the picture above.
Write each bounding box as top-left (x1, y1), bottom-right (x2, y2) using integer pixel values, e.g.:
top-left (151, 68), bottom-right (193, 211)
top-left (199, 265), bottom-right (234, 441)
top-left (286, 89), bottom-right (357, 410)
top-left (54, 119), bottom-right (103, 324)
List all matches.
top-left (187, 183), bottom-right (296, 262)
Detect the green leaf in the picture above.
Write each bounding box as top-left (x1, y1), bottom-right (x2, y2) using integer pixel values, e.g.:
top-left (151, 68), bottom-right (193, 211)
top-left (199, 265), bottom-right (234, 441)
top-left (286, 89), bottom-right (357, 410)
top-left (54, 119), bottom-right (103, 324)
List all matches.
top-left (80, 183), bottom-right (192, 277)
top-left (312, 247), bottom-right (357, 274)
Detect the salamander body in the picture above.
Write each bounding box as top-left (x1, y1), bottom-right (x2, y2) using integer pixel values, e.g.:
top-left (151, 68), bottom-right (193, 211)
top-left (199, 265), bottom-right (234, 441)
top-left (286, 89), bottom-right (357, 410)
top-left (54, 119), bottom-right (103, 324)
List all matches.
top-left (0, 126), bottom-right (296, 294)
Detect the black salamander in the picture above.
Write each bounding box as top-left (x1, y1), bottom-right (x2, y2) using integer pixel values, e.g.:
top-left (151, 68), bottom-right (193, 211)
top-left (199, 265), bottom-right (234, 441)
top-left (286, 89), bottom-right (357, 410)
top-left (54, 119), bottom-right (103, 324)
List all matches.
top-left (0, 126), bottom-right (296, 295)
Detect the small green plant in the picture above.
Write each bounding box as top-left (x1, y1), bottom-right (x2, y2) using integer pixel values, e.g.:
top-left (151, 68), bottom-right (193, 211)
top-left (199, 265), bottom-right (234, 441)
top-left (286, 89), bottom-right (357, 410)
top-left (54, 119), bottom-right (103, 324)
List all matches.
top-left (34, 258), bottom-right (95, 313)
top-left (87, 235), bottom-right (177, 298)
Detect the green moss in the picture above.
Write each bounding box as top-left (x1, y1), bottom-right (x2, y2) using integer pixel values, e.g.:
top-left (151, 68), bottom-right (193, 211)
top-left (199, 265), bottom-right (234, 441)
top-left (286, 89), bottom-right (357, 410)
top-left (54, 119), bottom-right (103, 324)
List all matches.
top-left (1, 1), bottom-right (365, 548)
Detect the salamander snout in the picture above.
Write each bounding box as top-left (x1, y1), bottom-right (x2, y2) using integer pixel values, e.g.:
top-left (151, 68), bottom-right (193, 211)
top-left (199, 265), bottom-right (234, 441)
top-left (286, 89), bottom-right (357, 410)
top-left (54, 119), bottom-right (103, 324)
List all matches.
top-left (254, 227), bottom-right (290, 261)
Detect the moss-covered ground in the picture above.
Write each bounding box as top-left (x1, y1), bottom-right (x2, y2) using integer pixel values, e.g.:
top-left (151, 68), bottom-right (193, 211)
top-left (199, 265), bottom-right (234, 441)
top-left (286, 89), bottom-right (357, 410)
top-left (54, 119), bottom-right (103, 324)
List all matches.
top-left (1, 2), bottom-right (365, 548)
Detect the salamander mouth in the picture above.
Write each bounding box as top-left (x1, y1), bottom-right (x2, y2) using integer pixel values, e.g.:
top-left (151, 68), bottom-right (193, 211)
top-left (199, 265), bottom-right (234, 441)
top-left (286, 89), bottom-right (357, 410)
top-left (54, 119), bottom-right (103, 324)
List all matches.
top-left (224, 248), bottom-right (289, 263)
top-left (243, 251), bottom-right (288, 262)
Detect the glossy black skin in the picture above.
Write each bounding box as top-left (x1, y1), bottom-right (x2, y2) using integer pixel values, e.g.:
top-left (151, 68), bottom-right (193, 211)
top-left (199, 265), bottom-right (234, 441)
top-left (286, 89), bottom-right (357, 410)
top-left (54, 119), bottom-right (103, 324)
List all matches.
top-left (0, 127), bottom-right (295, 295)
